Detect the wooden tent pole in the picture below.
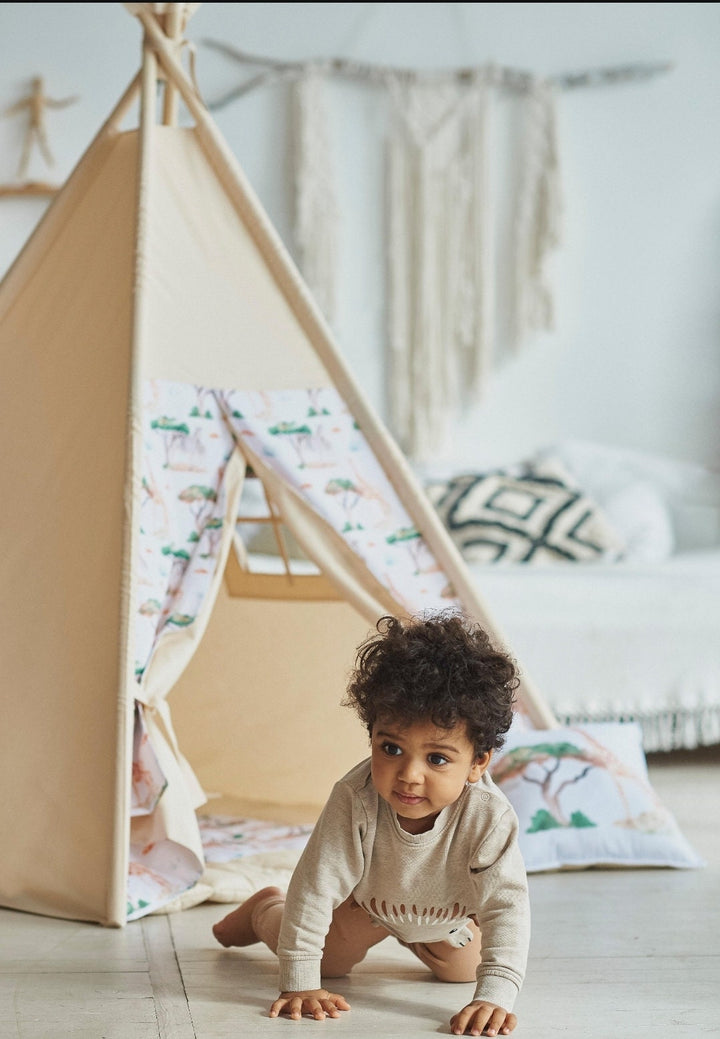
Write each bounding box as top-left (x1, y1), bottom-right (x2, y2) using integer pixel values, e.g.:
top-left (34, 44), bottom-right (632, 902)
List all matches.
top-left (109, 21), bottom-right (161, 927)
top-left (122, 18), bottom-right (159, 686)
top-left (161, 4), bottom-right (184, 126)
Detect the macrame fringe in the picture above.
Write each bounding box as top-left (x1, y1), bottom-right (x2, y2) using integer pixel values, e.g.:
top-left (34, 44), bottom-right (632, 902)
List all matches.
top-left (512, 77), bottom-right (563, 351)
top-left (386, 72), bottom-right (494, 460)
top-left (557, 704), bottom-right (720, 754)
top-left (291, 66), bottom-right (339, 324)
top-left (290, 65), bottom-right (563, 459)
top-left (460, 74), bottom-right (495, 397)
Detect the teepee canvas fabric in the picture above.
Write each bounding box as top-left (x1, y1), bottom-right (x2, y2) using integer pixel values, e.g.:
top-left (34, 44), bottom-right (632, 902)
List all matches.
top-left (0, 3), bottom-right (556, 927)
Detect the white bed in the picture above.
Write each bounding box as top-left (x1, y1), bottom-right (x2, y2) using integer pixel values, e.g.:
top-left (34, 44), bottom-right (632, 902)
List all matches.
top-left (422, 439), bottom-right (720, 752)
top-left (468, 548), bottom-right (720, 751)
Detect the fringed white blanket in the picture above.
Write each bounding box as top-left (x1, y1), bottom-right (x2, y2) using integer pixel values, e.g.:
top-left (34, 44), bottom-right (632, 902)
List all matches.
top-left (466, 550), bottom-right (720, 753)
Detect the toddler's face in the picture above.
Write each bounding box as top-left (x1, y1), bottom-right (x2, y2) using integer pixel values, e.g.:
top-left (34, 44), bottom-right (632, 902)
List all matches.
top-left (370, 717), bottom-right (490, 834)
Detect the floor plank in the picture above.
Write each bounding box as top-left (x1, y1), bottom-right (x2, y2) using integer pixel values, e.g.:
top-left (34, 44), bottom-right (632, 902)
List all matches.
top-left (518, 955), bottom-right (719, 1038)
top-left (0, 910), bottom-right (147, 973)
top-left (0, 972), bottom-right (157, 1039)
top-left (141, 915), bottom-right (197, 1039)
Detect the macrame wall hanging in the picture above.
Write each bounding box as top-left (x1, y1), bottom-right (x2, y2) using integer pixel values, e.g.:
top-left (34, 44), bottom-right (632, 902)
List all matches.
top-left (203, 40), bottom-right (671, 460)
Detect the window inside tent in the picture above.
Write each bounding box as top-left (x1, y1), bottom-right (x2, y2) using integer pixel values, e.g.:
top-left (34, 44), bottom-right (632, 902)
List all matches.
top-left (229, 466), bottom-right (341, 600)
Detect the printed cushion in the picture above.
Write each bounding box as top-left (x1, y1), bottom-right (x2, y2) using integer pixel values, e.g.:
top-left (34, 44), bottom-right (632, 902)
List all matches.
top-left (490, 722), bottom-right (705, 872)
top-left (425, 459), bottom-right (626, 564)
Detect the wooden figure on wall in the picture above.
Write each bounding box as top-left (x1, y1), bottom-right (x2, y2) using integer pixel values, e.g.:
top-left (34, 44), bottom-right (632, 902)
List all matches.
top-left (0, 75), bottom-right (79, 197)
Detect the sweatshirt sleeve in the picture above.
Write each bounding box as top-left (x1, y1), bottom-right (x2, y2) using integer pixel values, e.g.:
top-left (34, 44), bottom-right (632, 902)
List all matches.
top-left (276, 775), bottom-right (368, 993)
top-left (469, 806), bottom-right (530, 1011)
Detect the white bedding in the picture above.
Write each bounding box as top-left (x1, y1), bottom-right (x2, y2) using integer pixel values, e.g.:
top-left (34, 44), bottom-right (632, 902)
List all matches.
top-left (469, 550), bottom-right (720, 751)
top-left (413, 439), bottom-right (720, 752)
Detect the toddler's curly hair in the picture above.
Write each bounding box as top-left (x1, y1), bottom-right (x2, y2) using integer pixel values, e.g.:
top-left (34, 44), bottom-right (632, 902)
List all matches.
top-left (343, 612), bottom-right (519, 757)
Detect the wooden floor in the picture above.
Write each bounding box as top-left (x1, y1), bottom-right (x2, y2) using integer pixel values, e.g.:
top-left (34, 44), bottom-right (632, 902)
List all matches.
top-left (2, 747), bottom-right (718, 1039)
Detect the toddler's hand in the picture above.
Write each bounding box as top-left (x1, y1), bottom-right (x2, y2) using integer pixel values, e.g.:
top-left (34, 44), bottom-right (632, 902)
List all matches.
top-left (450, 999), bottom-right (516, 1036)
top-left (269, 988), bottom-right (351, 1021)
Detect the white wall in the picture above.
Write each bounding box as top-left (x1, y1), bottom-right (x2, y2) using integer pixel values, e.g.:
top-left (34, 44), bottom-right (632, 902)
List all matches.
top-left (1, 2), bottom-right (719, 469)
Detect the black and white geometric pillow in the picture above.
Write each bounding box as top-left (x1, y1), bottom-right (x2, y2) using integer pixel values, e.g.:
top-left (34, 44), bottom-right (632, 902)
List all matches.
top-left (425, 459), bottom-right (627, 565)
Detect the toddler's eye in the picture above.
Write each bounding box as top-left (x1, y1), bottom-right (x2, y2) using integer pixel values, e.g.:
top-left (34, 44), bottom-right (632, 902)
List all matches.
top-left (382, 742), bottom-right (402, 756)
top-left (428, 753), bottom-right (449, 766)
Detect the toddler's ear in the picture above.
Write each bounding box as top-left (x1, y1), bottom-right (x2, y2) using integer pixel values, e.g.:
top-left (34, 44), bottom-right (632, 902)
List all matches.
top-left (468, 750), bottom-right (492, 782)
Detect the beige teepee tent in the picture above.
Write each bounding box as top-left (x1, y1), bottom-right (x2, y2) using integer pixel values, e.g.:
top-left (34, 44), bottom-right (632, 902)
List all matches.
top-left (0, 2), bottom-right (556, 928)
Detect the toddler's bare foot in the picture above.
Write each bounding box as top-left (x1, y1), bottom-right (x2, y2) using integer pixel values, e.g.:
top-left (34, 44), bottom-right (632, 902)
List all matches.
top-left (212, 886), bottom-right (284, 948)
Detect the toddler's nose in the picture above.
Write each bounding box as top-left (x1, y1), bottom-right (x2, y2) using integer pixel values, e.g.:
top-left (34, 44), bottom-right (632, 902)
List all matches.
top-left (398, 758), bottom-right (424, 784)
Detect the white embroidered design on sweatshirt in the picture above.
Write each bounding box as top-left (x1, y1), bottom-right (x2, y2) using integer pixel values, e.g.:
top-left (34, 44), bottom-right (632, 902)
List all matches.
top-left (357, 898), bottom-right (476, 947)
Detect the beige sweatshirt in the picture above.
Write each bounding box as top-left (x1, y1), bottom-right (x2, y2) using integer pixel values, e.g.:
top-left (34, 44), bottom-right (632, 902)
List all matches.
top-left (277, 758), bottom-right (530, 1010)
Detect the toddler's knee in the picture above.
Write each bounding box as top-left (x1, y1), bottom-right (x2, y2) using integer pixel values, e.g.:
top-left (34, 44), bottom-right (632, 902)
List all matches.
top-left (431, 964), bottom-right (477, 984)
top-left (405, 938), bottom-right (480, 984)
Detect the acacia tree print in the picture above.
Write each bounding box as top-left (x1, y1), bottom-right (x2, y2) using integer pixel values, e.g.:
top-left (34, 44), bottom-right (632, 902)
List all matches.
top-left (306, 388), bottom-right (331, 417)
top-left (154, 546), bottom-right (193, 644)
top-left (492, 742), bottom-right (597, 831)
top-left (150, 416), bottom-right (190, 468)
top-left (386, 525), bottom-right (438, 576)
top-left (324, 459), bottom-right (394, 533)
top-left (267, 421), bottom-right (315, 467)
top-left (325, 477), bottom-right (363, 531)
top-left (178, 484), bottom-right (218, 533)
top-left (189, 384), bottom-right (215, 419)
top-left (189, 515), bottom-right (224, 558)
top-left (141, 464), bottom-right (170, 537)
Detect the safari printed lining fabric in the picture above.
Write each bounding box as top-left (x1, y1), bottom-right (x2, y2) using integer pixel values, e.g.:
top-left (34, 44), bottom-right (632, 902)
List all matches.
top-left (136, 380), bottom-right (236, 683)
top-left (129, 378), bottom-right (459, 920)
top-left (137, 379), bottom-right (457, 683)
top-left (217, 384), bottom-right (459, 615)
